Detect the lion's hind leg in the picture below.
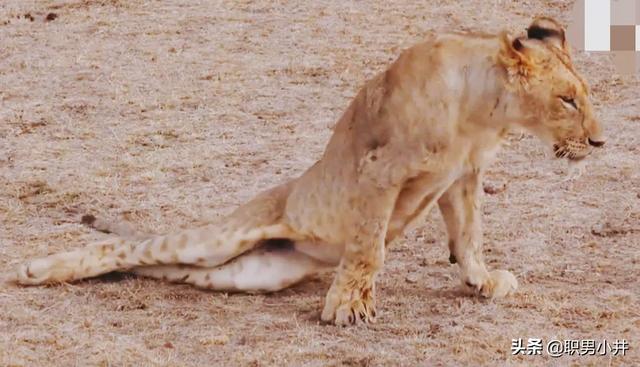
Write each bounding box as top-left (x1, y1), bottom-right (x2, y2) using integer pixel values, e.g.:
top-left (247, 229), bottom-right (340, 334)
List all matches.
top-left (14, 239), bottom-right (126, 285)
top-left (14, 184), bottom-right (298, 286)
top-left (14, 223), bottom-right (299, 286)
top-left (132, 240), bottom-right (329, 292)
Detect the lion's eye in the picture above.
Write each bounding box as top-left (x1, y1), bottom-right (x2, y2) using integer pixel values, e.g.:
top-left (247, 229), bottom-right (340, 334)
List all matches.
top-left (559, 96), bottom-right (577, 110)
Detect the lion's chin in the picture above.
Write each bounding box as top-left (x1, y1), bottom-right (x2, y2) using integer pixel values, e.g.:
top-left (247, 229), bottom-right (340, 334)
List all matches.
top-left (567, 154), bottom-right (587, 162)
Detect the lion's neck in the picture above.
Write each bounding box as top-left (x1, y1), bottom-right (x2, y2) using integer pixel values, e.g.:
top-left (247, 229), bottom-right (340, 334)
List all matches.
top-left (453, 42), bottom-right (517, 135)
top-left (445, 40), bottom-right (524, 170)
top-left (474, 41), bottom-right (530, 129)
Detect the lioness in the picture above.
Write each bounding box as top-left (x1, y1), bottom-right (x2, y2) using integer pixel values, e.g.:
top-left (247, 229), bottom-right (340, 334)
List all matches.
top-left (14, 17), bottom-right (604, 326)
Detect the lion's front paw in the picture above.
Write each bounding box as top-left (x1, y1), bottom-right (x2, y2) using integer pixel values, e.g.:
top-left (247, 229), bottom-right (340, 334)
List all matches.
top-left (464, 269), bottom-right (518, 299)
top-left (321, 285), bottom-right (376, 326)
top-left (483, 269), bottom-right (518, 298)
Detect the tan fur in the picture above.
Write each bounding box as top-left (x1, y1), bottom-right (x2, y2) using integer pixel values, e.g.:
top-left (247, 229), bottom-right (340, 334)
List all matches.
top-left (13, 17), bottom-right (604, 326)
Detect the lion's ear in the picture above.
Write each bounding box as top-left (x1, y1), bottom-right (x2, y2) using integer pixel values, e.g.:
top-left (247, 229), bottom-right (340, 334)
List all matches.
top-left (498, 32), bottom-right (537, 90)
top-left (527, 17), bottom-right (567, 52)
top-left (499, 32), bottom-right (527, 62)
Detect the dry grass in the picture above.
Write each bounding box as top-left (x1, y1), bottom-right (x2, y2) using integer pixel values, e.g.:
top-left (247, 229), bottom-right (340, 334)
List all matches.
top-left (1, 0), bottom-right (639, 366)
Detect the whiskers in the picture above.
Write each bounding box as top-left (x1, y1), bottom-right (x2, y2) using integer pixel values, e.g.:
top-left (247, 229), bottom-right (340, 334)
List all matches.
top-left (553, 142), bottom-right (589, 161)
top-left (553, 144), bottom-right (569, 159)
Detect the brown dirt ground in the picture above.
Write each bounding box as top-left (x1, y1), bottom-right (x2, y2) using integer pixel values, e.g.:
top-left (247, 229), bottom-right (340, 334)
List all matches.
top-left (1, 0), bottom-right (639, 366)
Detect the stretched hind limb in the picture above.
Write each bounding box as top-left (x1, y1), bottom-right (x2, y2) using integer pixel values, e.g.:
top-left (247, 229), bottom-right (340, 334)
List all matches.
top-left (14, 184), bottom-right (301, 285)
top-left (132, 242), bottom-right (331, 292)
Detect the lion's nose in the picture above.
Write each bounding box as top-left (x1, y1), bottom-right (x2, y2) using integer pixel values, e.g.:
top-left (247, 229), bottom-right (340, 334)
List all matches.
top-left (588, 138), bottom-right (605, 147)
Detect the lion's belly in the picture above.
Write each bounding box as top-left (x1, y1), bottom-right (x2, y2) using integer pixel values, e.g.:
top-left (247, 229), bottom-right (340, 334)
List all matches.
top-left (385, 135), bottom-right (504, 243)
top-left (386, 168), bottom-right (462, 243)
top-left (294, 240), bottom-right (343, 266)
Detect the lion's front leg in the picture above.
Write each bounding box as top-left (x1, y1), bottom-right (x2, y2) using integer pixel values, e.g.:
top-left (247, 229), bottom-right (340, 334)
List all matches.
top-left (437, 172), bottom-right (517, 298)
top-left (320, 193), bottom-right (395, 326)
top-left (320, 239), bottom-right (382, 326)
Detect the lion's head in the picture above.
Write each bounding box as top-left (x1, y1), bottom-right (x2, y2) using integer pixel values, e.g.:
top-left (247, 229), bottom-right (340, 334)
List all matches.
top-left (499, 17), bottom-right (605, 161)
